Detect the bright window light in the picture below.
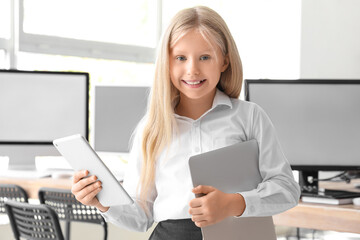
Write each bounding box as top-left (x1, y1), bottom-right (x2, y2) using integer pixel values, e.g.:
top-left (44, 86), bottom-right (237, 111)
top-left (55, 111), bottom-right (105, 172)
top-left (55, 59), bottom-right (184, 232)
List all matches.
top-left (17, 52), bottom-right (155, 86)
top-left (162, 0), bottom-right (301, 82)
top-left (23, 0), bottom-right (158, 47)
top-left (0, 0), bottom-right (11, 39)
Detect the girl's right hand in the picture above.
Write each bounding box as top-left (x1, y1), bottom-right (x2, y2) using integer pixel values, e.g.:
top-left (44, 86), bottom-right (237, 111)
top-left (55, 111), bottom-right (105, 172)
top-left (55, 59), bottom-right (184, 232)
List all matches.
top-left (71, 170), bottom-right (109, 212)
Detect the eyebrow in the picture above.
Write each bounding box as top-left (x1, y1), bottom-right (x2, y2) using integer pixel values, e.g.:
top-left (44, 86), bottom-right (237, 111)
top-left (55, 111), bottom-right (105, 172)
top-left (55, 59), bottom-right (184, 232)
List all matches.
top-left (170, 49), bottom-right (214, 55)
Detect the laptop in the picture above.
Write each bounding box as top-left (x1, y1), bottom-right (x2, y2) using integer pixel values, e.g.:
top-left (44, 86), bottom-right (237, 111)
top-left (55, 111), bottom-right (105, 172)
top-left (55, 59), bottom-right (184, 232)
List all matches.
top-left (188, 139), bottom-right (276, 240)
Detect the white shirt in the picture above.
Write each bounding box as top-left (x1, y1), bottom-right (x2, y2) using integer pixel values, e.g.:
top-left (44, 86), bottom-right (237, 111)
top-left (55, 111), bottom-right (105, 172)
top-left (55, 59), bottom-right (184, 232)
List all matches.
top-left (101, 89), bottom-right (300, 232)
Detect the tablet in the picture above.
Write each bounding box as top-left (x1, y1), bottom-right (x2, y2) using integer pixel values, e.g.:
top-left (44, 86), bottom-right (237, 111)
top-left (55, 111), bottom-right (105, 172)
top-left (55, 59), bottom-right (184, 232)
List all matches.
top-left (53, 134), bottom-right (134, 206)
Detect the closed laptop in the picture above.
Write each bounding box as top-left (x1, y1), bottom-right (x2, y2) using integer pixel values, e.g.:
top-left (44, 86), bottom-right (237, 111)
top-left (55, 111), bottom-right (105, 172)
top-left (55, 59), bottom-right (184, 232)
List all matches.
top-left (188, 139), bottom-right (276, 240)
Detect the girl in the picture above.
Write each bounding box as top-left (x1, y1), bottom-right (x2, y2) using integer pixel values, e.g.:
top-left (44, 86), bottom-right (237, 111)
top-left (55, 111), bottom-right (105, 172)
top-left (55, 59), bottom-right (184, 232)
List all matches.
top-left (72, 6), bottom-right (300, 240)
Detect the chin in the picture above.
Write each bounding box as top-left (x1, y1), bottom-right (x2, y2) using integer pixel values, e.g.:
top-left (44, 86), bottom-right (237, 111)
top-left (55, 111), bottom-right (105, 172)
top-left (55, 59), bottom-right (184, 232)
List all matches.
top-left (182, 91), bottom-right (212, 101)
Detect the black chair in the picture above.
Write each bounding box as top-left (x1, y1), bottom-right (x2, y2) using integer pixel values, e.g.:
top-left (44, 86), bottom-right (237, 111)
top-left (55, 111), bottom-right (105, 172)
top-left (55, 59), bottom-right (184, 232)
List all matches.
top-left (0, 184), bottom-right (28, 213)
top-left (38, 187), bottom-right (108, 240)
top-left (5, 200), bottom-right (65, 240)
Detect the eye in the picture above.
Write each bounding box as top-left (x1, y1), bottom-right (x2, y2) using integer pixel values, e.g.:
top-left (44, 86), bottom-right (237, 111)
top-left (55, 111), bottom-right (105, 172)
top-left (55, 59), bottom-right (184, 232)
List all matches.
top-left (200, 55), bottom-right (210, 61)
top-left (176, 56), bottom-right (186, 61)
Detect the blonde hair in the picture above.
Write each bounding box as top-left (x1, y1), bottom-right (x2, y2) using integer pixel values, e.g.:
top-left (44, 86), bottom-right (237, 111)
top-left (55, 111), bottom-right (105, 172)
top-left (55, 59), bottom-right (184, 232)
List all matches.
top-left (138, 6), bottom-right (243, 212)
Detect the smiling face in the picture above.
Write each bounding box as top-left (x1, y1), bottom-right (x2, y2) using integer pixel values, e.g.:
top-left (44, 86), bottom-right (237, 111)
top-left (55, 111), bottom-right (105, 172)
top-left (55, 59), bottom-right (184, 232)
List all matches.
top-left (169, 29), bottom-right (229, 106)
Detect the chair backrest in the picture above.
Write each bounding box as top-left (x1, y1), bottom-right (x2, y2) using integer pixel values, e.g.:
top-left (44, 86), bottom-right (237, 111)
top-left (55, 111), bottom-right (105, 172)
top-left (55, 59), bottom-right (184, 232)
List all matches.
top-left (5, 200), bottom-right (65, 240)
top-left (38, 187), bottom-right (105, 225)
top-left (0, 184), bottom-right (28, 213)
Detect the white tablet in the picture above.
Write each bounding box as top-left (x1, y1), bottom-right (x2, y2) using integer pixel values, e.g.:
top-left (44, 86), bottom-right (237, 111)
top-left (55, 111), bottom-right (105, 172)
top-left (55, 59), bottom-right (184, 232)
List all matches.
top-left (53, 134), bottom-right (134, 206)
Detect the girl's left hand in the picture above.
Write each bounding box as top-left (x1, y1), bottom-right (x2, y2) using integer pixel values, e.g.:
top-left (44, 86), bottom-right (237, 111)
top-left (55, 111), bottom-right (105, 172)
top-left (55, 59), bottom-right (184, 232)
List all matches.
top-left (189, 185), bottom-right (246, 228)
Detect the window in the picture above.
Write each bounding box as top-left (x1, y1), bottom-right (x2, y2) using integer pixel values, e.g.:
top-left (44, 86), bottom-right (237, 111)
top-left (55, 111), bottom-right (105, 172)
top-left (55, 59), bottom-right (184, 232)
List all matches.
top-left (17, 52), bottom-right (154, 86)
top-left (0, 0), bottom-right (11, 39)
top-left (23, 0), bottom-right (157, 48)
top-left (5, 1), bottom-right (300, 94)
top-left (162, 0), bottom-right (223, 29)
top-left (19, 0), bottom-right (158, 63)
top-left (162, 0), bottom-right (301, 99)
top-left (0, 0), bottom-right (11, 68)
top-left (16, 1), bottom-right (158, 137)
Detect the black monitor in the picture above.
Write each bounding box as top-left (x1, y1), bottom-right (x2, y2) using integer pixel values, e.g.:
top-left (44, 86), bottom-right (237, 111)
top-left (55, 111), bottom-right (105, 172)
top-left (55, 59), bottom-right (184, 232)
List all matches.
top-left (245, 79), bottom-right (360, 194)
top-left (93, 85), bottom-right (149, 153)
top-left (0, 70), bottom-right (89, 170)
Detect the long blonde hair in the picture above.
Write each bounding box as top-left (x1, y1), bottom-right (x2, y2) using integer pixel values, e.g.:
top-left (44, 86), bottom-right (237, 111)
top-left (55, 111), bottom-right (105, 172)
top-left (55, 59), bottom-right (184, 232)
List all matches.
top-left (138, 6), bottom-right (243, 211)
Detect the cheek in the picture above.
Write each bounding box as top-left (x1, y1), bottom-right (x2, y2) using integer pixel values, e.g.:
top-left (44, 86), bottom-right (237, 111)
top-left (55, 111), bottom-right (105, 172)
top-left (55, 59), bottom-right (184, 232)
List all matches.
top-left (169, 72), bottom-right (180, 89)
top-left (170, 66), bottom-right (181, 82)
top-left (208, 67), bottom-right (222, 81)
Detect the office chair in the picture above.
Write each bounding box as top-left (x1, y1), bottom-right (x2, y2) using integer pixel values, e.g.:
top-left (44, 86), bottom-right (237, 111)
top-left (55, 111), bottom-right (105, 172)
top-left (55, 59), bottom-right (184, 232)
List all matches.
top-left (0, 184), bottom-right (28, 213)
top-left (5, 200), bottom-right (65, 240)
top-left (38, 188), bottom-right (108, 240)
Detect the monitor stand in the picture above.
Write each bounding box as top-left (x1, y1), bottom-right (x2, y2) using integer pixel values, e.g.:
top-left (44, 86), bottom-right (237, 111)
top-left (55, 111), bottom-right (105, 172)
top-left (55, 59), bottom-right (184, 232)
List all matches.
top-left (0, 144), bottom-right (58, 171)
top-left (299, 170), bottom-right (360, 199)
top-left (5, 153), bottom-right (37, 171)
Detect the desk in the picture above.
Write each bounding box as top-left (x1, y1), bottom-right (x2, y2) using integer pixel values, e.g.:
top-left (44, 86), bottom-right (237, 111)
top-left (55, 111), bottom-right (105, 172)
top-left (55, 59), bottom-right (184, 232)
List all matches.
top-left (0, 177), bottom-right (72, 199)
top-left (1, 177), bottom-right (360, 234)
top-left (273, 201), bottom-right (360, 234)
top-left (274, 179), bottom-right (360, 234)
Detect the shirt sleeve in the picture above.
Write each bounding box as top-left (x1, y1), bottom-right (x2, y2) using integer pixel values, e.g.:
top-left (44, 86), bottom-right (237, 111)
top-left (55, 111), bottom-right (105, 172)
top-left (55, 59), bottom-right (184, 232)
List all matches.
top-left (239, 103), bottom-right (301, 217)
top-left (100, 120), bottom-right (156, 232)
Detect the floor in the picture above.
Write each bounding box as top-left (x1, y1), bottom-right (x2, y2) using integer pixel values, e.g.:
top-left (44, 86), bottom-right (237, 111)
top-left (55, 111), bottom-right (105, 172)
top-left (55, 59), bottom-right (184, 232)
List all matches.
top-left (2, 217), bottom-right (360, 240)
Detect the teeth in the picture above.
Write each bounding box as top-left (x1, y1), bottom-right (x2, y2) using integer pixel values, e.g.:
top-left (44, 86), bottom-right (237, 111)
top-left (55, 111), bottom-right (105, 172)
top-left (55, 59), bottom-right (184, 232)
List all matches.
top-left (185, 80), bottom-right (204, 85)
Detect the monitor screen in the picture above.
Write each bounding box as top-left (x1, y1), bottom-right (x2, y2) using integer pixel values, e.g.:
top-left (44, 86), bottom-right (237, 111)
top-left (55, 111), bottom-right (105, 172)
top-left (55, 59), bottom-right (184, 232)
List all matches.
top-left (0, 70), bottom-right (89, 170)
top-left (245, 79), bottom-right (360, 171)
top-left (93, 85), bottom-right (149, 153)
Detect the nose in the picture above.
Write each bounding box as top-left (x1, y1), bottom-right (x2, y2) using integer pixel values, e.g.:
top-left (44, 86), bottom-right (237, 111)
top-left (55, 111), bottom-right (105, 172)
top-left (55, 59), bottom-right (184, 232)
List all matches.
top-left (186, 59), bottom-right (200, 76)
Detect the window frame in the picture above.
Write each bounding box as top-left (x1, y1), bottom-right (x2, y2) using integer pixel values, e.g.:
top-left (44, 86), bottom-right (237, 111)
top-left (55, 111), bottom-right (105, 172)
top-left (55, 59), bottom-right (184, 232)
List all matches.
top-left (0, 0), bottom-right (16, 69)
top-left (17, 0), bottom-right (162, 64)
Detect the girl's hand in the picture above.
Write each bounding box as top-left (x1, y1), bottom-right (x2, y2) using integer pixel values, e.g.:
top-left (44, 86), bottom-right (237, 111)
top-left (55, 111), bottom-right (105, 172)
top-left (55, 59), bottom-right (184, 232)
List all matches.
top-left (189, 185), bottom-right (246, 228)
top-left (71, 170), bottom-right (109, 212)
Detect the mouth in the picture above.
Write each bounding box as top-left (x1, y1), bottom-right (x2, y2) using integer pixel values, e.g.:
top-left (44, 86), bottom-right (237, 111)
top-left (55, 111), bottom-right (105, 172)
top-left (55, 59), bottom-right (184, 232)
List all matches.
top-left (181, 79), bottom-right (206, 87)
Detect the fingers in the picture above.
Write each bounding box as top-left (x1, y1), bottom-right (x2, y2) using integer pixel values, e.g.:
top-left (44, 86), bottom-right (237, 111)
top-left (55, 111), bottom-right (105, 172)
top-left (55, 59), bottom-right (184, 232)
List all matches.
top-left (72, 174), bottom-right (98, 193)
top-left (189, 204), bottom-right (208, 228)
top-left (73, 170), bottom-right (89, 184)
top-left (192, 185), bottom-right (215, 195)
top-left (191, 214), bottom-right (206, 223)
top-left (71, 170), bottom-right (103, 206)
top-left (81, 185), bottom-right (102, 204)
top-left (194, 220), bottom-right (208, 228)
top-left (189, 186), bottom-right (227, 228)
top-left (189, 204), bottom-right (209, 228)
top-left (189, 197), bottom-right (202, 208)
top-left (189, 206), bottom-right (203, 215)
top-left (75, 180), bottom-right (102, 200)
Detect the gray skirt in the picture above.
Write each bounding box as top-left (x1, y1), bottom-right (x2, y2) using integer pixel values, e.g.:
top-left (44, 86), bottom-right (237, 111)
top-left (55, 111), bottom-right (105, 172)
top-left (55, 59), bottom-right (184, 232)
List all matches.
top-left (149, 219), bottom-right (202, 240)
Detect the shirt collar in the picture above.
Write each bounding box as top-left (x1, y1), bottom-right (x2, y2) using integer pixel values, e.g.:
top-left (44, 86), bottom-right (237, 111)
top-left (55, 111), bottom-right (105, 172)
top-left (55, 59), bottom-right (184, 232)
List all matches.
top-left (211, 89), bottom-right (233, 109)
top-left (174, 89), bottom-right (233, 120)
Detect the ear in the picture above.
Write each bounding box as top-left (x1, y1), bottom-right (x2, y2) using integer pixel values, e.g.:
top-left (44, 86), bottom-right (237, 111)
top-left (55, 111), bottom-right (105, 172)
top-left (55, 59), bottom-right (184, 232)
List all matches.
top-left (221, 54), bottom-right (230, 72)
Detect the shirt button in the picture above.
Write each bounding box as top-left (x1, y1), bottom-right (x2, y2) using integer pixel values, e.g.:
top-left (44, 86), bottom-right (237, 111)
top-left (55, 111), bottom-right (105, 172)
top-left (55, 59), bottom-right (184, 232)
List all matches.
top-left (193, 122), bottom-right (199, 127)
top-left (194, 147), bottom-right (200, 153)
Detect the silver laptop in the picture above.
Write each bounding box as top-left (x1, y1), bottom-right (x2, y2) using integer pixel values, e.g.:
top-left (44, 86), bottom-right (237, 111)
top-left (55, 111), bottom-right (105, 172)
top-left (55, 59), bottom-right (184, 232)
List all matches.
top-left (188, 139), bottom-right (276, 240)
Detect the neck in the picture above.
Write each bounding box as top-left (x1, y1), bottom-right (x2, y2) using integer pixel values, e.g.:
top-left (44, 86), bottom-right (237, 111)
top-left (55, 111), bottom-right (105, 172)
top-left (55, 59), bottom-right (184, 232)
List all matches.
top-left (175, 90), bottom-right (216, 120)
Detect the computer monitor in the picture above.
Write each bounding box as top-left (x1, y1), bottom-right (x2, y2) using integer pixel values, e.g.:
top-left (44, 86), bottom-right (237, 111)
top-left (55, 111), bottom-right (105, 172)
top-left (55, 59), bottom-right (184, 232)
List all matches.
top-left (93, 85), bottom-right (149, 153)
top-left (0, 70), bottom-right (89, 170)
top-left (245, 79), bottom-right (360, 193)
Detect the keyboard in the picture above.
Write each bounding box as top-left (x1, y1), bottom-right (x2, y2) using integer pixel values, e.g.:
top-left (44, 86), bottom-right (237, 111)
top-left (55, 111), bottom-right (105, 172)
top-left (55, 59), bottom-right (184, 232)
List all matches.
top-left (302, 189), bottom-right (360, 199)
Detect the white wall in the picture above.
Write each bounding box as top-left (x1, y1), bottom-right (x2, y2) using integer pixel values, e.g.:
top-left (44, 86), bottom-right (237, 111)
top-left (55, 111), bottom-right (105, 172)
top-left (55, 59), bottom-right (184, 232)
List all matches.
top-left (300, 0), bottom-right (360, 78)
